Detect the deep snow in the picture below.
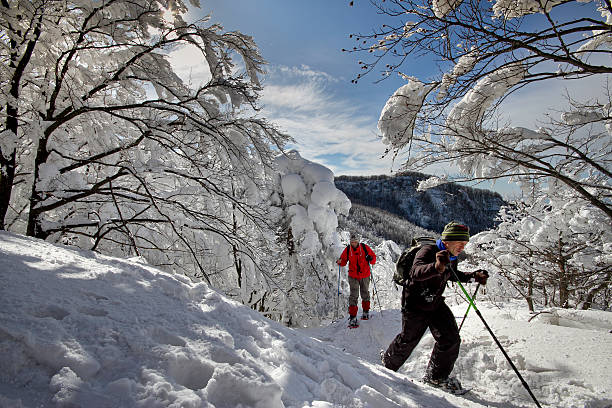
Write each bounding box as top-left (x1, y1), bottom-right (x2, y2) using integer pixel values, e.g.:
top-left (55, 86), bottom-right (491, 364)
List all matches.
top-left (1, 231), bottom-right (611, 408)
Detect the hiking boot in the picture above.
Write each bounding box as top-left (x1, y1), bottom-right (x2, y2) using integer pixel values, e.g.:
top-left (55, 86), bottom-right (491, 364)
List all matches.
top-left (422, 376), bottom-right (464, 393)
top-left (361, 311), bottom-right (370, 320)
top-left (348, 316), bottom-right (359, 328)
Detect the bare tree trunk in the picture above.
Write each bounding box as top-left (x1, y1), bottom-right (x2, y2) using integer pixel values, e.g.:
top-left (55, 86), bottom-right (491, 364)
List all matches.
top-left (0, 3), bottom-right (42, 229)
top-left (230, 184), bottom-right (243, 289)
top-left (559, 264), bottom-right (569, 309)
top-left (559, 273), bottom-right (570, 308)
top-left (581, 273), bottom-right (611, 310)
top-left (287, 227), bottom-right (295, 255)
top-left (557, 239), bottom-right (571, 308)
top-left (26, 131), bottom-right (51, 238)
top-left (526, 272), bottom-right (534, 312)
top-left (258, 292), bottom-right (267, 313)
top-left (234, 243), bottom-right (243, 288)
top-left (0, 148), bottom-right (16, 230)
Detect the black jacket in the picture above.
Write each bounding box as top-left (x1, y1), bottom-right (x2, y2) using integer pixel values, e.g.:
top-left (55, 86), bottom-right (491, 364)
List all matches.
top-left (402, 244), bottom-right (474, 311)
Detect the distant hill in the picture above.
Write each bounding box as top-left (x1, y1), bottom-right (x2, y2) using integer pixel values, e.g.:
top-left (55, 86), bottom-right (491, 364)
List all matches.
top-left (335, 172), bottom-right (506, 235)
top-left (338, 203), bottom-right (436, 249)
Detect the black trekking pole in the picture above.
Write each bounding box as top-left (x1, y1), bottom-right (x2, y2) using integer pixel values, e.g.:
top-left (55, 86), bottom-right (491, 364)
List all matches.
top-left (370, 266), bottom-right (383, 317)
top-left (452, 271), bottom-right (542, 408)
top-left (336, 265), bottom-right (341, 320)
top-left (458, 283), bottom-right (480, 332)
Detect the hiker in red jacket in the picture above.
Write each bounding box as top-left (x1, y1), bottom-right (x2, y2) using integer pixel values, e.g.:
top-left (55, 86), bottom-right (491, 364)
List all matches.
top-left (337, 233), bottom-right (376, 327)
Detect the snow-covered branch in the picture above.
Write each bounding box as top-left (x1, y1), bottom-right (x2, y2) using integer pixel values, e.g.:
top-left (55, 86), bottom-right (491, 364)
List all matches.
top-left (0, 0), bottom-right (291, 297)
top-left (351, 0), bottom-right (612, 220)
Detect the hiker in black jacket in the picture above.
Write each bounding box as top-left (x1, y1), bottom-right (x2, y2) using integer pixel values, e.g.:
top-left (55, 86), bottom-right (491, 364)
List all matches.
top-left (381, 221), bottom-right (489, 392)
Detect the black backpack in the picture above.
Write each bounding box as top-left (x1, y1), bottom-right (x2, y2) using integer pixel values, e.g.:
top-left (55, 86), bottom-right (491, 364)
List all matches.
top-left (393, 237), bottom-right (436, 286)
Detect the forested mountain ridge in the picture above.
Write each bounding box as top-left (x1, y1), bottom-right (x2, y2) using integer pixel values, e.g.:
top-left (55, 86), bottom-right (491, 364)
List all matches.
top-left (338, 203), bottom-right (435, 249)
top-left (335, 172), bottom-right (506, 234)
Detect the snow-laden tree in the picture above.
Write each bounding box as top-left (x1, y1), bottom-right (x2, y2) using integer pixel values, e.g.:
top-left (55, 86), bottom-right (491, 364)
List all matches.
top-left (269, 150), bottom-right (352, 326)
top-left (466, 183), bottom-right (611, 310)
top-left (0, 0), bottom-right (289, 283)
top-left (348, 0), bottom-right (611, 221)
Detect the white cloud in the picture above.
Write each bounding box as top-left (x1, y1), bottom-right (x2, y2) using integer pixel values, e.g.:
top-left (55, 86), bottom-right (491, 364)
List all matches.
top-left (498, 65), bottom-right (610, 128)
top-left (270, 64), bottom-right (340, 83)
top-left (260, 65), bottom-right (399, 176)
top-left (261, 83), bottom-right (334, 112)
top-left (164, 50), bottom-right (398, 176)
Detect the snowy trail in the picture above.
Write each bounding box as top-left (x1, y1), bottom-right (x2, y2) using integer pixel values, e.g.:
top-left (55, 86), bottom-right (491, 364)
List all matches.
top-left (304, 305), bottom-right (612, 408)
top-left (1, 231), bottom-right (611, 408)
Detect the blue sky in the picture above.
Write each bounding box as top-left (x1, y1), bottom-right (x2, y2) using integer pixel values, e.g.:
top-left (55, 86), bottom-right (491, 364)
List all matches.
top-left (181, 1), bottom-right (605, 199)
top-left (188, 1), bottom-right (409, 174)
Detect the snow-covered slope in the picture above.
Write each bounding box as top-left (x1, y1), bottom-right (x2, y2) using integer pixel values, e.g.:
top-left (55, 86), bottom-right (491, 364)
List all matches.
top-left (0, 232), bottom-right (485, 408)
top-left (307, 306), bottom-right (612, 408)
top-left (1, 231), bottom-right (611, 408)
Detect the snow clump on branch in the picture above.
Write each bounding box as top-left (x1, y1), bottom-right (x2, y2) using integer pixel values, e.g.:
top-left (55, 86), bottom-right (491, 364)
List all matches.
top-left (446, 63), bottom-right (526, 132)
top-left (492, 0), bottom-right (593, 19)
top-left (437, 48), bottom-right (479, 100)
top-left (561, 110), bottom-right (606, 126)
top-left (432, 0), bottom-right (464, 19)
top-left (378, 78), bottom-right (436, 150)
top-left (416, 175), bottom-right (449, 191)
top-left (577, 6), bottom-right (612, 54)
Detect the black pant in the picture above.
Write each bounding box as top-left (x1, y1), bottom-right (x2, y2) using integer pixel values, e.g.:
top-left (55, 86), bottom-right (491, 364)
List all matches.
top-left (382, 302), bottom-right (460, 380)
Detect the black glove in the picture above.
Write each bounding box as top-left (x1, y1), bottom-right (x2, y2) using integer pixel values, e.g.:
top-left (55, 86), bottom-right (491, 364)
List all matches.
top-left (365, 254), bottom-right (373, 263)
top-left (473, 269), bottom-right (489, 285)
top-left (435, 250), bottom-right (451, 273)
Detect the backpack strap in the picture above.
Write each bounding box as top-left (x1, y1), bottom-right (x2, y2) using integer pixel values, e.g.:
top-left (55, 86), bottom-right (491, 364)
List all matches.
top-left (345, 243), bottom-right (371, 259)
top-left (414, 236), bottom-right (436, 246)
top-left (346, 242), bottom-right (371, 257)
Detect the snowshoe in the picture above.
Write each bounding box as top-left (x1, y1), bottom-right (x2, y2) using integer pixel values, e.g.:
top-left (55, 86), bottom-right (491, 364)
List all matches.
top-left (422, 376), bottom-right (470, 396)
top-left (361, 311), bottom-right (370, 320)
top-left (348, 316), bottom-right (359, 328)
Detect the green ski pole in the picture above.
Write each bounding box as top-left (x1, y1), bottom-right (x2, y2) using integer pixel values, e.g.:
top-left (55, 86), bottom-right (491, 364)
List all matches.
top-left (458, 283), bottom-right (480, 332)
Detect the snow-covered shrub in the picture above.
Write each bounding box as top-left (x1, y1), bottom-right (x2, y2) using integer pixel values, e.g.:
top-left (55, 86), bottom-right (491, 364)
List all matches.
top-left (270, 151), bottom-right (351, 326)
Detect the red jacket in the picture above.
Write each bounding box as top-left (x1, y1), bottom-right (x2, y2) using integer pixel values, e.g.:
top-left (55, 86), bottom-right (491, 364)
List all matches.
top-left (338, 243), bottom-right (376, 279)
